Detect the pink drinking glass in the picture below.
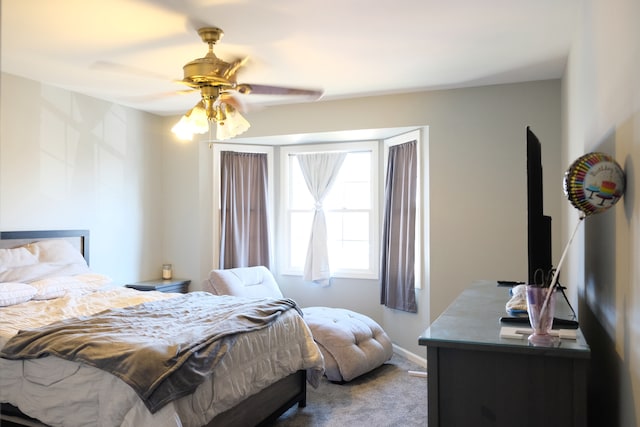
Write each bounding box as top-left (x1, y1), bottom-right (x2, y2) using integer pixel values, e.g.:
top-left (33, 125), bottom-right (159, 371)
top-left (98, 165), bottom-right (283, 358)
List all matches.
top-left (525, 285), bottom-right (557, 346)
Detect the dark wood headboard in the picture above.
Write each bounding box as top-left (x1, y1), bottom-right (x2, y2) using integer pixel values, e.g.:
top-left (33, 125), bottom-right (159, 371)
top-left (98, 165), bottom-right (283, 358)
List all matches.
top-left (0, 229), bottom-right (90, 265)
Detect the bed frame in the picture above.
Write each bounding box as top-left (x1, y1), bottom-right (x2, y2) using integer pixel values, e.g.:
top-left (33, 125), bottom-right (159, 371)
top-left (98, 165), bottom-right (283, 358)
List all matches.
top-left (210, 371), bottom-right (306, 426)
top-left (0, 229), bottom-right (90, 264)
top-left (0, 229), bottom-right (307, 427)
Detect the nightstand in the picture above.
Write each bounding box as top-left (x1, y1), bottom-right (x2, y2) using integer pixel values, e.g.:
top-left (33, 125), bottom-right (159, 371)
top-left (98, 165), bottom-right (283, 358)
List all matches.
top-left (125, 278), bottom-right (190, 294)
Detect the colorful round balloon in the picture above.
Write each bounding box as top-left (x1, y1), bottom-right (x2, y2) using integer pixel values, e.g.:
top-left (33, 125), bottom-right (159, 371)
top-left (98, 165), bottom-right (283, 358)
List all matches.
top-left (563, 152), bottom-right (626, 216)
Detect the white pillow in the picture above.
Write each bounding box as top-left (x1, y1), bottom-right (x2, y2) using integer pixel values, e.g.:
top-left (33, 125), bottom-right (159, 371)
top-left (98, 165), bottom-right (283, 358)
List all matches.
top-left (30, 274), bottom-right (111, 300)
top-left (25, 239), bottom-right (87, 265)
top-left (0, 262), bottom-right (91, 284)
top-left (0, 282), bottom-right (37, 306)
top-left (0, 247), bottom-right (39, 268)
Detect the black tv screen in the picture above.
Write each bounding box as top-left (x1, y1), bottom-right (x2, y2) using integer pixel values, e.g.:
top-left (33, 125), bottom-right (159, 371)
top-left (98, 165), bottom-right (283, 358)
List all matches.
top-left (527, 127), bottom-right (552, 284)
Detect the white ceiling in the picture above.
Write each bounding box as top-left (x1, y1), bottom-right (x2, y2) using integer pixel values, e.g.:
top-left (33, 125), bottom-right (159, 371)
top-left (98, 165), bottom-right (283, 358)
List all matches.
top-left (1, 0), bottom-right (579, 118)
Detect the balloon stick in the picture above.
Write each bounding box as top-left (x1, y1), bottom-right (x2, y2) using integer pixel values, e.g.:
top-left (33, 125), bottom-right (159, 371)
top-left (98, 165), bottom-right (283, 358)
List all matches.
top-left (539, 214), bottom-right (585, 320)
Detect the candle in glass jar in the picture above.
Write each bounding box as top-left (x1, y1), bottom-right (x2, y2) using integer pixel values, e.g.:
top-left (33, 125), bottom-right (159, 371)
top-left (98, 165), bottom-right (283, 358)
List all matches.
top-left (162, 264), bottom-right (172, 280)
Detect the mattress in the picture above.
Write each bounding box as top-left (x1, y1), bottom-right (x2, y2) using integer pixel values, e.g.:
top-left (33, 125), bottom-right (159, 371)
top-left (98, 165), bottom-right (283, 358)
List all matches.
top-left (0, 287), bottom-right (324, 427)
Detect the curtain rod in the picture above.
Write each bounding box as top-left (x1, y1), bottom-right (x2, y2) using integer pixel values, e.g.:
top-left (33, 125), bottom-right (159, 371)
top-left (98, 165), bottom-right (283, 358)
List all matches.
top-left (287, 149), bottom-right (372, 156)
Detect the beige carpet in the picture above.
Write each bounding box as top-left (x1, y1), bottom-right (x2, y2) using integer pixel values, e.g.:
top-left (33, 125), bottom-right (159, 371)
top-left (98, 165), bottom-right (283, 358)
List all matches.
top-left (271, 352), bottom-right (428, 427)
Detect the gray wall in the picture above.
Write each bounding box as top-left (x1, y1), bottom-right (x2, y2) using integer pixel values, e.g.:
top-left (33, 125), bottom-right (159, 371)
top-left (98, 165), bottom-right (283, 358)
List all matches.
top-left (0, 72), bottom-right (562, 359)
top-left (162, 80), bottom-right (563, 357)
top-left (563, 0), bottom-right (639, 425)
top-left (0, 73), bottom-right (165, 282)
top-left (3, 0), bottom-right (638, 421)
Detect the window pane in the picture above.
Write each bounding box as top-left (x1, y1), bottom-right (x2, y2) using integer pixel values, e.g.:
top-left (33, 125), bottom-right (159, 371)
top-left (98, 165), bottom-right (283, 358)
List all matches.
top-left (290, 158), bottom-right (314, 209)
top-left (325, 213), bottom-right (341, 241)
top-left (342, 182), bottom-right (370, 209)
top-left (326, 212), bottom-right (369, 269)
top-left (281, 141), bottom-right (378, 278)
top-left (325, 152), bottom-right (371, 210)
top-left (340, 152), bottom-right (370, 181)
top-left (290, 211), bottom-right (313, 269)
top-left (330, 240), bottom-right (370, 270)
top-left (342, 212), bottom-right (369, 240)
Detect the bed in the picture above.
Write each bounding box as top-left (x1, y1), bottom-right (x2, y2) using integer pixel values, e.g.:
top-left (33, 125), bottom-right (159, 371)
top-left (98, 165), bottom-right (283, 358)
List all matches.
top-left (0, 230), bottom-right (324, 427)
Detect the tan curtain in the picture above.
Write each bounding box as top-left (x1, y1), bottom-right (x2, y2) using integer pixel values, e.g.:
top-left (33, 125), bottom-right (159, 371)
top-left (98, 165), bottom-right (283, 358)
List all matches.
top-left (380, 141), bottom-right (417, 312)
top-left (219, 151), bottom-right (271, 269)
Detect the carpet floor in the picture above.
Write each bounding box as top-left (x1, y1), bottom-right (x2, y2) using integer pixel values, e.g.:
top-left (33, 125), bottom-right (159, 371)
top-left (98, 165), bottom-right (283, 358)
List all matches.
top-left (271, 352), bottom-right (428, 427)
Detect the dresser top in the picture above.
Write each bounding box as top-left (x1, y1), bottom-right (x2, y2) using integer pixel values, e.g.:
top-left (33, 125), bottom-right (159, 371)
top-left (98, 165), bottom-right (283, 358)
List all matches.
top-left (419, 281), bottom-right (590, 357)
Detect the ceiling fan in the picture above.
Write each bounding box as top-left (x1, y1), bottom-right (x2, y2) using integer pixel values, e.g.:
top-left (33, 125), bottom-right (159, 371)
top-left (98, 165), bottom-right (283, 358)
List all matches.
top-left (172, 26), bottom-right (323, 141)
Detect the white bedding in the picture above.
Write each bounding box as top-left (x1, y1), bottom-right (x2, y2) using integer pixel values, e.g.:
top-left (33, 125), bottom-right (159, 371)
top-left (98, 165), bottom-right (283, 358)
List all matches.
top-left (0, 287), bottom-right (324, 427)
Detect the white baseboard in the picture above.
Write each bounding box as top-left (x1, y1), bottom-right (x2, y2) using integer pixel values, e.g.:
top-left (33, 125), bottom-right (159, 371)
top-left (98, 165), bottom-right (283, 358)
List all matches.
top-left (392, 344), bottom-right (427, 369)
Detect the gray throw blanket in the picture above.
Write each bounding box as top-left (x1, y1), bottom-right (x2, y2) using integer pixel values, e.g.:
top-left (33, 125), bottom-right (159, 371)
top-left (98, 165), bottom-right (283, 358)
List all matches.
top-left (0, 292), bottom-right (300, 413)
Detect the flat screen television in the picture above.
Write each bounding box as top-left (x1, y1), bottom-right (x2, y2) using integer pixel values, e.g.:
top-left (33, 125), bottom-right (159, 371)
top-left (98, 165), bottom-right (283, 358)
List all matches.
top-left (527, 127), bottom-right (553, 284)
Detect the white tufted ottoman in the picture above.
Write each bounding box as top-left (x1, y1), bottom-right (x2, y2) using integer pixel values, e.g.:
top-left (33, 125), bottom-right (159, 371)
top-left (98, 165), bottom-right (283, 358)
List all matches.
top-left (302, 306), bottom-right (393, 382)
top-left (203, 266), bottom-right (394, 382)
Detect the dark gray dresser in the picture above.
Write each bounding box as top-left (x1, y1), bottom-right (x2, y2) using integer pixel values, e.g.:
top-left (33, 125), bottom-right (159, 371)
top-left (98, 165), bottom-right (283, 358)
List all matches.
top-left (419, 280), bottom-right (590, 427)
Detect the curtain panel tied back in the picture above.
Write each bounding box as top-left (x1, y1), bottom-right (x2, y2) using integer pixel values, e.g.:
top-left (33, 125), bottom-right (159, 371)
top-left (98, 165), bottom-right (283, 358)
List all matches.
top-left (296, 152), bottom-right (347, 285)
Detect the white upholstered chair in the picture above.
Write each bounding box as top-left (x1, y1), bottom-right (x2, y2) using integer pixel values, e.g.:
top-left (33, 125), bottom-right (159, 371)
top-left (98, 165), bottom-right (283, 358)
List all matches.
top-left (203, 266), bottom-right (393, 382)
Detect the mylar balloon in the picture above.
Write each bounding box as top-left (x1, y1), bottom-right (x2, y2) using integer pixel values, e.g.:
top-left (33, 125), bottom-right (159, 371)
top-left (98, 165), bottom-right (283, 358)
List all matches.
top-left (563, 152), bottom-right (626, 216)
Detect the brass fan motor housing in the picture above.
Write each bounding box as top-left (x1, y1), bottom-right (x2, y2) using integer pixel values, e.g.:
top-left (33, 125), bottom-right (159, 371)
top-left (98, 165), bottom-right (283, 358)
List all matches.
top-left (181, 27), bottom-right (239, 89)
top-left (176, 25), bottom-right (322, 114)
top-left (197, 27), bottom-right (224, 45)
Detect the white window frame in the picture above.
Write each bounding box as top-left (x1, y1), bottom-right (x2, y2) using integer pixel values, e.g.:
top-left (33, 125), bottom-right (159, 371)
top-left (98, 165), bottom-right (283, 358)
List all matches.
top-left (279, 140), bottom-right (379, 279)
top-left (211, 143), bottom-right (274, 270)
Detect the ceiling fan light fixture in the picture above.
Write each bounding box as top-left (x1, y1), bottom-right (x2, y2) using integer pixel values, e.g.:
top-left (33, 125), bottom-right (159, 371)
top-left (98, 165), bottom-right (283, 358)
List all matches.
top-left (171, 27), bottom-right (319, 142)
top-left (171, 115), bottom-right (195, 140)
top-left (188, 101), bottom-right (209, 132)
top-left (216, 104), bottom-right (250, 141)
top-left (171, 100), bottom-right (209, 140)
top-left (213, 104), bottom-right (227, 123)
top-left (172, 100), bottom-right (250, 141)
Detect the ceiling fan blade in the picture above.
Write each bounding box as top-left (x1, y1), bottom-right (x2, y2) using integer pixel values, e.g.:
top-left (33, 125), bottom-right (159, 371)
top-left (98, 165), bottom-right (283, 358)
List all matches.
top-left (219, 91), bottom-right (266, 114)
top-left (235, 83), bottom-right (323, 99)
top-left (219, 92), bottom-right (243, 111)
top-left (226, 56), bottom-right (250, 81)
top-left (90, 61), bottom-right (173, 81)
top-left (187, 17), bottom-right (211, 34)
top-left (120, 88), bottom-right (197, 103)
